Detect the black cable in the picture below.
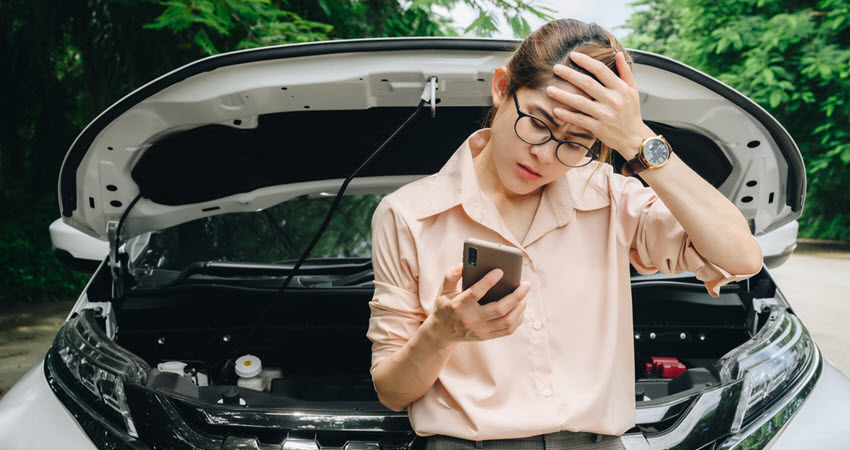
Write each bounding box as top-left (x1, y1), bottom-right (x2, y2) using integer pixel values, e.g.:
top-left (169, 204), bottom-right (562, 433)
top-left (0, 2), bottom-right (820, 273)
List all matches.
top-left (116, 193), bottom-right (143, 240)
top-left (228, 97), bottom-right (429, 361)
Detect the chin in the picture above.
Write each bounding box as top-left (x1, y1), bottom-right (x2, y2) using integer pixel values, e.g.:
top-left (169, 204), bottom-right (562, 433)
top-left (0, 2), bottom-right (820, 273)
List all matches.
top-left (508, 176), bottom-right (545, 196)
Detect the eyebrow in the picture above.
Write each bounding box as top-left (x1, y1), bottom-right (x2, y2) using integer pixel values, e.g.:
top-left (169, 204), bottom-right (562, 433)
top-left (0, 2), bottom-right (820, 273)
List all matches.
top-left (530, 105), bottom-right (594, 141)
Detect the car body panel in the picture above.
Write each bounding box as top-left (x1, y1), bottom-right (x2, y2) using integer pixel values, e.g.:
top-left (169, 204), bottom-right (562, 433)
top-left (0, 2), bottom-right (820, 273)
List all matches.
top-left (0, 362), bottom-right (97, 450)
top-left (757, 220), bottom-right (798, 268)
top-left (57, 37), bottom-right (804, 242)
top-left (771, 358), bottom-right (850, 449)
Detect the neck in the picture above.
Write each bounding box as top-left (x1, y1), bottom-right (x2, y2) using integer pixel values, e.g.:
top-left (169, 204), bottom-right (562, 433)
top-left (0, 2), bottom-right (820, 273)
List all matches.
top-left (473, 141), bottom-right (543, 209)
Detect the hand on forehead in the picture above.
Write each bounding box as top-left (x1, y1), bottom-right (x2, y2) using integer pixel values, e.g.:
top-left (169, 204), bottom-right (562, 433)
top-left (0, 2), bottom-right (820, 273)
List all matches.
top-left (522, 82), bottom-right (595, 141)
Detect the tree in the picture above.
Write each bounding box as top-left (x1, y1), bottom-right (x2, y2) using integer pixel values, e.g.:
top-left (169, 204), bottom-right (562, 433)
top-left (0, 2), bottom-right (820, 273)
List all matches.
top-left (623, 0), bottom-right (850, 240)
top-left (0, 0), bottom-right (553, 302)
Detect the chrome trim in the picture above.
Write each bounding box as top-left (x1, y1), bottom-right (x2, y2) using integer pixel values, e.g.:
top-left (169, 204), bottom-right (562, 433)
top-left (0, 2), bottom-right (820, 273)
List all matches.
top-left (176, 399), bottom-right (412, 432)
top-left (717, 345), bottom-right (822, 449)
top-left (282, 436), bottom-right (320, 449)
top-left (620, 433), bottom-right (652, 450)
top-left (644, 378), bottom-right (744, 449)
top-left (634, 395), bottom-right (695, 425)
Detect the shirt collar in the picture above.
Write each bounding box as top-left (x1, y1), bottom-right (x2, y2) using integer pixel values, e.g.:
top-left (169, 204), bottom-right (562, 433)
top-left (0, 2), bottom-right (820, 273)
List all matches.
top-left (415, 128), bottom-right (610, 227)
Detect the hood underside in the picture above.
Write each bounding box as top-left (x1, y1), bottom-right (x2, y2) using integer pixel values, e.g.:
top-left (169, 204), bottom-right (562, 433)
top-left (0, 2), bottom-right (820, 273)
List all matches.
top-left (58, 37), bottom-right (805, 241)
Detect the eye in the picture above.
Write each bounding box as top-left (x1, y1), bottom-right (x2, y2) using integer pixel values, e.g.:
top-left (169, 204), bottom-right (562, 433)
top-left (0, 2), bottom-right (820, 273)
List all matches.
top-left (530, 117), bottom-right (548, 130)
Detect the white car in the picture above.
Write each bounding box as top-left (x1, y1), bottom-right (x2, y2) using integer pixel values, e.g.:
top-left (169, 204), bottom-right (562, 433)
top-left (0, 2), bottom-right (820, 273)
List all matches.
top-left (2, 37), bottom-right (849, 449)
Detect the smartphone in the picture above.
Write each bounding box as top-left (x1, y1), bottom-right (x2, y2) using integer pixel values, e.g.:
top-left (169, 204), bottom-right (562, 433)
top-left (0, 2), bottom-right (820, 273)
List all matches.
top-left (462, 238), bottom-right (524, 305)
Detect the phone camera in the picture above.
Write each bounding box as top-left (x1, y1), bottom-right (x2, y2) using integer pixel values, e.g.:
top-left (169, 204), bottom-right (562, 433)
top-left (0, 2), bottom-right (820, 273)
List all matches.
top-left (468, 247), bottom-right (477, 266)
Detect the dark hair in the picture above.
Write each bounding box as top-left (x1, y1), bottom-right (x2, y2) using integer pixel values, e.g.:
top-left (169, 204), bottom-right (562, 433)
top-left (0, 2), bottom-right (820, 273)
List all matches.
top-left (482, 18), bottom-right (633, 176)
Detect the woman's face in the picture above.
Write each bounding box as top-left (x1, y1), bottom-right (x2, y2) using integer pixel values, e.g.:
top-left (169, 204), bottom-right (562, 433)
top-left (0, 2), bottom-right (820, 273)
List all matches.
top-left (486, 68), bottom-right (597, 197)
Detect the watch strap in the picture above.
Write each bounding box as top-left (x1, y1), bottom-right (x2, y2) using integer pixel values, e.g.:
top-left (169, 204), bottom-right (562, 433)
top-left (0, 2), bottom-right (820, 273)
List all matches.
top-left (621, 153), bottom-right (649, 177)
top-left (621, 135), bottom-right (670, 177)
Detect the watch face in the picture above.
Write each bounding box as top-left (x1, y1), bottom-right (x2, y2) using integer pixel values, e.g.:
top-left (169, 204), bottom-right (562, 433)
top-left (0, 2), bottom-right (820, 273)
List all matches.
top-left (643, 139), bottom-right (670, 166)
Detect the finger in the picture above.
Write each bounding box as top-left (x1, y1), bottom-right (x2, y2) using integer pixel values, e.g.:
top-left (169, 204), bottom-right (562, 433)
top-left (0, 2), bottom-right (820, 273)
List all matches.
top-left (615, 52), bottom-right (638, 89)
top-left (552, 64), bottom-right (609, 101)
top-left (480, 281), bottom-right (531, 320)
top-left (481, 304), bottom-right (526, 339)
top-left (441, 263), bottom-right (463, 295)
top-left (485, 293), bottom-right (527, 329)
top-left (552, 107), bottom-right (599, 136)
top-left (545, 86), bottom-right (605, 120)
top-left (461, 268), bottom-right (504, 304)
top-left (569, 51), bottom-right (628, 91)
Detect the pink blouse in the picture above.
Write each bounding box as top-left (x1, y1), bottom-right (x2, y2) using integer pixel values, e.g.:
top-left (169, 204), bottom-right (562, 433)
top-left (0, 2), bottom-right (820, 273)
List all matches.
top-left (366, 127), bottom-right (761, 440)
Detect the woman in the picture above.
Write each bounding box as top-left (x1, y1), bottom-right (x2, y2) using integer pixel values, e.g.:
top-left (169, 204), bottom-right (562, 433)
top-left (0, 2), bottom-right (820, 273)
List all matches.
top-left (366, 18), bottom-right (763, 449)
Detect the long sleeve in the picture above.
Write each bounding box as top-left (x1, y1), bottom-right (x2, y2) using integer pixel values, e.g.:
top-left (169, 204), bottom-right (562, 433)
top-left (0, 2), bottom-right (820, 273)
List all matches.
top-left (612, 174), bottom-right (762, 297)
top-left (366, 196), bottom-right (426, 375)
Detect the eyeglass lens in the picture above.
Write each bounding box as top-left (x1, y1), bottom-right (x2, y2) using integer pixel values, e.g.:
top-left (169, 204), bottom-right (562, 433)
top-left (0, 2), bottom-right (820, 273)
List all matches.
top-left (514, 115), bottom-right (595, 167)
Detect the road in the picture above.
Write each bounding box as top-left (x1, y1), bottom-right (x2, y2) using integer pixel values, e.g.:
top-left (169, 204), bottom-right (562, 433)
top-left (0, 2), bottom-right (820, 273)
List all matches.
top-left (0, 300), bottom-right (72, 396)
top-left (770, 247), bottom-right (850, 375)
top-left (0, 249), bottom-right (848, 397)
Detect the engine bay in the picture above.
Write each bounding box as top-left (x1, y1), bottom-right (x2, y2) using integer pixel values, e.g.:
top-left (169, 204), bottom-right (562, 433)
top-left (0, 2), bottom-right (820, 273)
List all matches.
top-left (94, 269), bottom-right (774, 411)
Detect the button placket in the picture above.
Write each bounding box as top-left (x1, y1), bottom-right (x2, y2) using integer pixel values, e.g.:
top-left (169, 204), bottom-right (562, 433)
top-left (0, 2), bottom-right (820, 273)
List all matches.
top-left (524, 260), bottom-right (556, 406)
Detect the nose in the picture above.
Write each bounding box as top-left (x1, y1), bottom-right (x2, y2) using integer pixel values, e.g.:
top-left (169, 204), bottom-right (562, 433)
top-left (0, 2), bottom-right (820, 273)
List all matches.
top-left (529, 141), bottom-right (557, 165)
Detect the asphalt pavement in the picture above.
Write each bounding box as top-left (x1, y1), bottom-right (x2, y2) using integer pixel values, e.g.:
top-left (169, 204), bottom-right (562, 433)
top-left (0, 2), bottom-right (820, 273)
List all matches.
top-left (0, 300), bottom-right (73, 396)
top-left (769, 247), bottom-right (850, 375)
top-left (0, 249), bottom-right (848, 397)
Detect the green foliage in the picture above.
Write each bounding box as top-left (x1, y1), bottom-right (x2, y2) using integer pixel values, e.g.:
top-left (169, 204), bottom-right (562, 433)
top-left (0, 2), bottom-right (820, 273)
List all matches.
top-left (623, 0), bottom-right (850, 241)
top-left (1, 0), bottom-right (551, 303)
top-left (141, 0), bottom-right (554, 55)
top-left (143, 0), bottom-right (334, 54)
top-left (0, 198), bottom-right (89, 302)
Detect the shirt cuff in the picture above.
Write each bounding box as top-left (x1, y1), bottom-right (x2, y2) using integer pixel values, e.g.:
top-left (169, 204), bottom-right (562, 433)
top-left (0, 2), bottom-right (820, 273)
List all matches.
top-left (367, 281), bottom-right (426, 374)
top-left (692, 235), bottom-right (762, 297)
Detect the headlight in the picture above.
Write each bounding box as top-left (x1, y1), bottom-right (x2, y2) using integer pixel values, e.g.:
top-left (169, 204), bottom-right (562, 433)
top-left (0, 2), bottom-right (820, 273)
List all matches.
top-left (715, 305), bottom-right (816, 432)
top-left (52, 309), bottom-right (151, 436)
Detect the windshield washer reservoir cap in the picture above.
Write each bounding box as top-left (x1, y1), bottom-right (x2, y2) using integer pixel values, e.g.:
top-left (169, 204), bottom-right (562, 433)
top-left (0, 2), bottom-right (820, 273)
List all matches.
top-left (157, 361), bottom-right (188, 375)
top-left (235, 354), bottom-right (262, 378)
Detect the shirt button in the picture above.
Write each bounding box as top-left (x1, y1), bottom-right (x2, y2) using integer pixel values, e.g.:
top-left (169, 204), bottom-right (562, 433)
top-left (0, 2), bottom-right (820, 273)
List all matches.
top-left (543, 388), bottom-right (552, 397)
top-left (533, 321), bottom-right (542, 330)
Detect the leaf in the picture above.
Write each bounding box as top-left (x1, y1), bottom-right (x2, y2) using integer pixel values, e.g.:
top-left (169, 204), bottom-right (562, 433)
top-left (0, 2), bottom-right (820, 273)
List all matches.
top-left (194, 28), bottom-right (219, 55)
top-left (463, 9), bottom-right (498, 37)
top-left (840, 146), bottom-right (850, 165)
top-left (769, 90), bottom-right (784, 108)
top-left (316, 0), bottom-right (332, 16)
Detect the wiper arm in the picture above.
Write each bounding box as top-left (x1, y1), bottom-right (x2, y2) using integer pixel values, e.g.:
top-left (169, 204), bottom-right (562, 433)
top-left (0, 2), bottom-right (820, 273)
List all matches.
top-left (302, 267), bottom-right (374, 288)
top-left (171, 260), bottom-right (372, 286)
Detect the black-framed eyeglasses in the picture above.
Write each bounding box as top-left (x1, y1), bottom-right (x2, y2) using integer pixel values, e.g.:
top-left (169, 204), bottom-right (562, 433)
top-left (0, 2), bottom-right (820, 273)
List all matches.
top-left (512, 91), bottom-right (598, 168)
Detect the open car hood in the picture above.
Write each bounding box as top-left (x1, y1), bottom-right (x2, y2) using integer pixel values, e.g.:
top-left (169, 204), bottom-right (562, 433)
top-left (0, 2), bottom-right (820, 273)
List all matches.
top-left (58, 37), bottom-right (805, 242)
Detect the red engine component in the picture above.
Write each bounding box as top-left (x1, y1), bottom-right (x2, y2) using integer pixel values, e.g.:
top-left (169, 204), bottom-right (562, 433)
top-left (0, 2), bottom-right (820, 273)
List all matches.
top-left (645, 357), bottom-right (686, 378)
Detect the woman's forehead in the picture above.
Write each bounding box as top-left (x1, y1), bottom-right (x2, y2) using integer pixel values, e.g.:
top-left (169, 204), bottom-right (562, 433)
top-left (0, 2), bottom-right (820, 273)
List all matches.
top-left (519, 81), bottom-right (594, 138)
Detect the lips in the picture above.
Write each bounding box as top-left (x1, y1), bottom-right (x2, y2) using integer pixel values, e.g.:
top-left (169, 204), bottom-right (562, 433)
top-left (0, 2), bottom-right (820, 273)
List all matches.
top-left (517, 163), bottom-right (542, 180)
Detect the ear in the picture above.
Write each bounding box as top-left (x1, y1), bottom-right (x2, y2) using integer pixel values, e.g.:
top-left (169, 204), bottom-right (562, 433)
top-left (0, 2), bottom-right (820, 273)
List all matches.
top-left (490, 66), bottom-right (509, 108)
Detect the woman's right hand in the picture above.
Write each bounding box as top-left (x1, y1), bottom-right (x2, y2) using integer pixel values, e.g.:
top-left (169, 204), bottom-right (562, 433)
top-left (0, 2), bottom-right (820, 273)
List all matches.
top-left (429, 263), bottom-right (531, 345)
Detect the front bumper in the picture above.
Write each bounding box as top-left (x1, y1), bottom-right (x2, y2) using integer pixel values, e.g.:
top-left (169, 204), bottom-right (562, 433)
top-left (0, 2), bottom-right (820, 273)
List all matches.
top-left (43, 350), bottom-right (149, 449)
top-left (717, 344), bottom-right (823, 449)
top-left (0, 360), bottom-right (98, 450)
top-left (770, 357), bottom-right (850, 449)
top-left (12, 320), bottom-right (847, 449)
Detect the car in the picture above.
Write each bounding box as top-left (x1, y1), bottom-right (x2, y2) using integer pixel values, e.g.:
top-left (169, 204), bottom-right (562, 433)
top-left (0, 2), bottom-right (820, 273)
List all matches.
top-left (1, 36), bottom-right (849, 449)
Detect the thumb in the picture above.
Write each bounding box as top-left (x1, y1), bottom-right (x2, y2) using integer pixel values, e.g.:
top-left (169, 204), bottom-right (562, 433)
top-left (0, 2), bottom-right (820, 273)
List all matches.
top-left (440, 262), bottom-right (463, 296)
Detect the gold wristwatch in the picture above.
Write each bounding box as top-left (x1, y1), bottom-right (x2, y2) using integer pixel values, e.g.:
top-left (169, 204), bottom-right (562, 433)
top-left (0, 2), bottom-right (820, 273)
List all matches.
top-left (620, 135), bottom-right (673, 177)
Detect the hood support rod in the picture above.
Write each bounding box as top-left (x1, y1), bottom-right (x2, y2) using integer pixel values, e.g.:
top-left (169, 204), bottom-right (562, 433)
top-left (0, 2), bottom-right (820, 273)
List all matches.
top-left (107, 193), bottom-right (143, 301)
top-left (223, 76), bottom-right (439, 366)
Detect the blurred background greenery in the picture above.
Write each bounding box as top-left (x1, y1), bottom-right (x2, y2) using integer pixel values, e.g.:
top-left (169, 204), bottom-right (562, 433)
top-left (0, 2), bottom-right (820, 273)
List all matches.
top-left (1, 0), bottom-right (848, 302)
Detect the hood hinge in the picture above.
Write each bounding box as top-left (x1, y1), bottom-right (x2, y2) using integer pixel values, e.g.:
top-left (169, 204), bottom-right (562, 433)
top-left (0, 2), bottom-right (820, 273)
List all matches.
top-left (106, 220), bottom-right (125, 301)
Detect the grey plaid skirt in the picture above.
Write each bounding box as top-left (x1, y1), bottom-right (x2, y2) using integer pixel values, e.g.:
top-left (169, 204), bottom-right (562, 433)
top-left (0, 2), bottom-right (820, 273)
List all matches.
top-left (421, 430), bottom-right (627, 449)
